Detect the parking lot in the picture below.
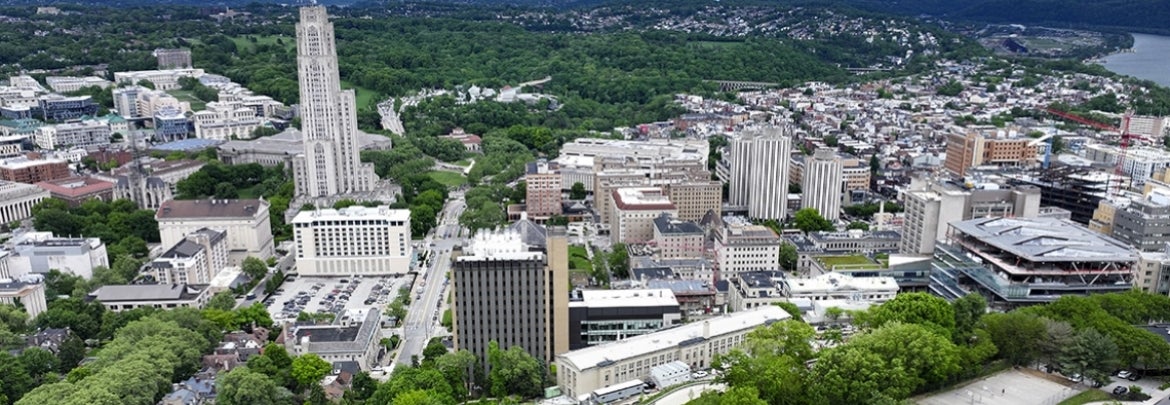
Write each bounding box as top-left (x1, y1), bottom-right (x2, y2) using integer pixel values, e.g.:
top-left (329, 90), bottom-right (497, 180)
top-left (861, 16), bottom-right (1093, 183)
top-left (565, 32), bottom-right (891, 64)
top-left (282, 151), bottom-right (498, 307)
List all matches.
top-left (264, 275), bottom-right (413, 323)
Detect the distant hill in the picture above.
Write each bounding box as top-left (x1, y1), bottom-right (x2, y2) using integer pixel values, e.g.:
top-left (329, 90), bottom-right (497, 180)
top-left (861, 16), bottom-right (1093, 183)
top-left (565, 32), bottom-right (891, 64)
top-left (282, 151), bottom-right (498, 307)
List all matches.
top-left (839, 0), bottom-right (1170, 32)
top-left (4, 0), bottom-right (1167, 33)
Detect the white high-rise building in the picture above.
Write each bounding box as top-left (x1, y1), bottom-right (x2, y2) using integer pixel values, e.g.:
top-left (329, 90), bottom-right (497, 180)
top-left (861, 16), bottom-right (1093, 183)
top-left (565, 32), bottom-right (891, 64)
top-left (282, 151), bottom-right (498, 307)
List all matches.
top-left (801, 148), bottom-right (844, 220)
top-left (738, 126), bottom-right (793, 220)
top-left (292, 7), bottom-right (376, 200)
top-left (728, 135), bottom-right (753, 208)
top-left (292, 206), bottom-right (412, 276)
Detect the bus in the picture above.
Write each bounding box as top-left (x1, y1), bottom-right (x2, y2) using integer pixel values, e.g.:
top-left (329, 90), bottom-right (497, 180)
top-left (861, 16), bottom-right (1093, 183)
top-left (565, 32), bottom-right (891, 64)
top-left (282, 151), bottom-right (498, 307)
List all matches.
top-left (589, 379), bottom-right (644, 404)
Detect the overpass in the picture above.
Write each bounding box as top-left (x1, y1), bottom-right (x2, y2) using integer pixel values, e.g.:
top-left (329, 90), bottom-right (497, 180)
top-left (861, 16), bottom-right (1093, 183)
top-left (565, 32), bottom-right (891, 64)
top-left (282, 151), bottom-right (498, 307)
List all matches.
top-left (705, 80), bottom-right (780, 92)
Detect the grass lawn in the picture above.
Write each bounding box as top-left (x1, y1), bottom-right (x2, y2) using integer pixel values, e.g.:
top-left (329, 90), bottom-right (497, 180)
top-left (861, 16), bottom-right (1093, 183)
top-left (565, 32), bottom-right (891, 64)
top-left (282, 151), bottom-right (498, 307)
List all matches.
top-left (165, 89), bottom-right (206, 111)
top-left (568, 246), bottom-right (592, 272)
top-left (230, 35), bottom-right (294, 53)
top-left (818, 255), bottom-right (875, 268)
top-left (1056, 389), bottom-right (1111, 405)
top-left (454, 159), bottom-right (473, 167)
top-left (427, 171), bottom-right (467, 187)
top-left (236, 184), bottom-right (261, 199)
top-left (340, 80), bottom-right (377, 109)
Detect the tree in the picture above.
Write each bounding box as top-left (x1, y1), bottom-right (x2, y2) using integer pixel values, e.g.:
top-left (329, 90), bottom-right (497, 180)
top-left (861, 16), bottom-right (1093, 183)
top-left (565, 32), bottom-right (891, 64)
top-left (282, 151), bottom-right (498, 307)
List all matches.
top-left (793, 208), bottom-right (834, 234)
top-left (983, 312), bottom-right (1046, 366)
top-left (247, 344), bottom-right (293, 388)
top-left (743, 320), bottom-right (816, 362)
top-left (206, 291), bottom-right (237, 311)
top-left (951, 293), bottom-right (987, 343)
top-left (217, 367), bottom-right (291, 405)
top-left (214, 182), bottom-right (239, 199)
top-left (846, 221), bottom-right (869, 231)
top-left (392, 389), bottom-right (456, 405)
top-left (234, 302), bottom-right (274, 331)
top-left (19, 347), bottom-right (60, 384)
top-left (346, 372), bottom-right (378, 403)
top-left (547, 215), bottom-right (569, 226)
top-left (936, 80), bottom-right (964, 97)
top-left (0, 352), bottom-right (34, 403)
top-left (307, 384), bottom-right (329, 405)
top-left (691, 386), bottom-right (769, 405)
top-left (715, 350), bottom-right (808, 405)
top-left (369, 366), bottom-right (454, 404)
top-left (435, 350), bottom-right (478, 401)
top-left (569, 182), bottom-right (587, 200)
top-left (869, 292), bottom-right (957, 339)
top-left (509, 181), bottom-right (527, 204)
top-left (1059, 328), bottom-right (1119, 386)
top-left (0, 304), bottom-right (29, 332)
top-left (779, 243), bottom-right (797, 272)
top-left (242, 257), bottom-right (268, 280)
top-left (607, 243), bottom-right (630, 279)
top-left (773, 302), bottom-right (802, 320)
top-left (809, 342), bottom-right (916, 404)
top-left (422, 337), bottom-right (450, 364)
top-left (56, 335), bottom-right (86, 373)
top-left (825, 307), bottom-right (845, 325)
top-left (291, 353), bottom-right (332, 389)
top-left (487, 341), bottom-right (544, 399)
top-left (1035, 319), bottom-right (1075, 366)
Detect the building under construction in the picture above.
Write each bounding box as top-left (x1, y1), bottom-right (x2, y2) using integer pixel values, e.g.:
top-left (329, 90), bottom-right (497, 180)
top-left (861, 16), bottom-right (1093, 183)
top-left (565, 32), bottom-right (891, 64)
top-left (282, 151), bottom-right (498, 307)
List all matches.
top-left (1004, 167), bottom-right (1118, 225)
top-left (930, 216), bottom-right (1137, 307)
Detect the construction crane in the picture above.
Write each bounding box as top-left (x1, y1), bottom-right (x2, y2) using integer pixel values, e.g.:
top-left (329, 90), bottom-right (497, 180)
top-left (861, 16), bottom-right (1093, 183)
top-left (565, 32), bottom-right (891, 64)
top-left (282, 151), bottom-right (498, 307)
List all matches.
top-left (1042, 107), bottom-right (1147, 195)
top-left (1027, 133), bottom-right (1055, 170)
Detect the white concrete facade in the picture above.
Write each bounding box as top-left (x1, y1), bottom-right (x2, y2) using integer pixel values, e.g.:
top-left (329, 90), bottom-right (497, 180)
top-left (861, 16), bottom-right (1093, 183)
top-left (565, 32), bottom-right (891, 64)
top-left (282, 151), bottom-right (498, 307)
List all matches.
top-left (0, 181), bottom-right (48, 225)
top-left (801, 148), bottom-right (843, 220)
top-left (556, 306), bottom-right (789, 399)
top-left (191, 101), bottom-right (264, 140)
top-left (610, 187), bottom-right (677, 244)
top-left (8, 232), bottom-right (108, 280)
top-left (113, 68), bottom-right (205, 91)
top-left (34, 120), bottom-right (111, 150)
top-left (45, 76), bottom-right (111, 93)
top-left (733, 126), bottom-right (793, 220)
top-left (292, 206), bottom-right (412, 276)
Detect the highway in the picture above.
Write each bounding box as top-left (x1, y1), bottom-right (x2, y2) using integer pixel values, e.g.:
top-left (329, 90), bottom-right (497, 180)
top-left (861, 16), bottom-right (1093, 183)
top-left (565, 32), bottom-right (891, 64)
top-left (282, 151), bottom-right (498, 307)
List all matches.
top-left (392, 193), bottom-right (466, 368)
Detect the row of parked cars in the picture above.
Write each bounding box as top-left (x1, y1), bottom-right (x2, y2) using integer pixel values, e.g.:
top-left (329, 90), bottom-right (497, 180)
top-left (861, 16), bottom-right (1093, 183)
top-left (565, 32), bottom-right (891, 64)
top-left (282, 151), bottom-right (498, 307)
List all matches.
top-left (267, 282), bottom-right (327, 320)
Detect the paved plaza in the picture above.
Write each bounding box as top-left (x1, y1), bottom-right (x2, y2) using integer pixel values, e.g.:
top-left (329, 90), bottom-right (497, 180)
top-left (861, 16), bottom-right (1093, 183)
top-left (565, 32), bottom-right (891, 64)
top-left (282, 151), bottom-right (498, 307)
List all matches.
top-left (916, 369), bottom-right (1079, 405)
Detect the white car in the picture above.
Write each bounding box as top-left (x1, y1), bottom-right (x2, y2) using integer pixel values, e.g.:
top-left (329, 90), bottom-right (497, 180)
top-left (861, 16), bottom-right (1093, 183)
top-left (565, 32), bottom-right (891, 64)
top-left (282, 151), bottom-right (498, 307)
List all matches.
top-left (692, 371), bottom-right (708, 379)
top-left (1118, 370), bottom-right (1133, 379)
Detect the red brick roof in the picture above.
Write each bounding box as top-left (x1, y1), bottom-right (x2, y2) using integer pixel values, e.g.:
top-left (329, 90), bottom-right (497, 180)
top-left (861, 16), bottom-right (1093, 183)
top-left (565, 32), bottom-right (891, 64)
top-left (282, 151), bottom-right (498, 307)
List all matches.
top-left (36, 176), bottom-right (114, 198)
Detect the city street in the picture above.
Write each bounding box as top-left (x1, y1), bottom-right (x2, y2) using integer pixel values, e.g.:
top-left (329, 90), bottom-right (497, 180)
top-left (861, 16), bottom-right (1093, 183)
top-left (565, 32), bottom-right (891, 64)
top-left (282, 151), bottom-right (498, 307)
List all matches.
top-left (392, 194), bottom-right (467, 369)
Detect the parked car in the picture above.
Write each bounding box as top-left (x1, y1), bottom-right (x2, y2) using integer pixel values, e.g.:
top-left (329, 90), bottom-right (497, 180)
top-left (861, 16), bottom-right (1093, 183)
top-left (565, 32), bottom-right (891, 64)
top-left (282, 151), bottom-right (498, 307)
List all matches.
top-left (1117, 370), bottom-right (1133, 379)
top-left (1113, 386), bottom-right (1128, 395)
top-left (692, 370), bottom-right (708, 379)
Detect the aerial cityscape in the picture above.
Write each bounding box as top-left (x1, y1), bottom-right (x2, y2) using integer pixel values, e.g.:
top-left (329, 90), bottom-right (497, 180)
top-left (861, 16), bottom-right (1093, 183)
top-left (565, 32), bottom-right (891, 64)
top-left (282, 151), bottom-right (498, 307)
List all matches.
top-left (0, 1), bottom-right (1167, 405)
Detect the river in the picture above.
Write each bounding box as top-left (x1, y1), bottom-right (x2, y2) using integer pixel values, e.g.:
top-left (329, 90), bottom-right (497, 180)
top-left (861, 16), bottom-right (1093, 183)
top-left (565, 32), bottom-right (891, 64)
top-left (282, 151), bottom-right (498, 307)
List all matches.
top-left (1101, 33), bottom-right (1170, 87)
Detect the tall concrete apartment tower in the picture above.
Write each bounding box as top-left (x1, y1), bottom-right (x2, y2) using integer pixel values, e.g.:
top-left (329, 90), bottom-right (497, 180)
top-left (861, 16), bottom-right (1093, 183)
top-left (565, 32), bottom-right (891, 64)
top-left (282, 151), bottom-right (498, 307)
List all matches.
top-left (292, 7), bottom-right (376, 202)
top-left (801, 148), bottom-right (844, 220)
top-left (728, 135), bottom-right (754, 208)
top-left (744, 126), bottom-right (793, 220)
top-left (452, 227), bottom-right (569, 372)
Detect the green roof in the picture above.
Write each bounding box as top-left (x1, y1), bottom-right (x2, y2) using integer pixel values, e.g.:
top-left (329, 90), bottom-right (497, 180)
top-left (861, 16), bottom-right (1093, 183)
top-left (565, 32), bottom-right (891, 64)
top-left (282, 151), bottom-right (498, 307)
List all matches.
top-left (817, 255), bottom-right (876, 268)
top-left (0, 118), bottom-right (43, 131)
top-left (99, 113), bottom-right (127, 123)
